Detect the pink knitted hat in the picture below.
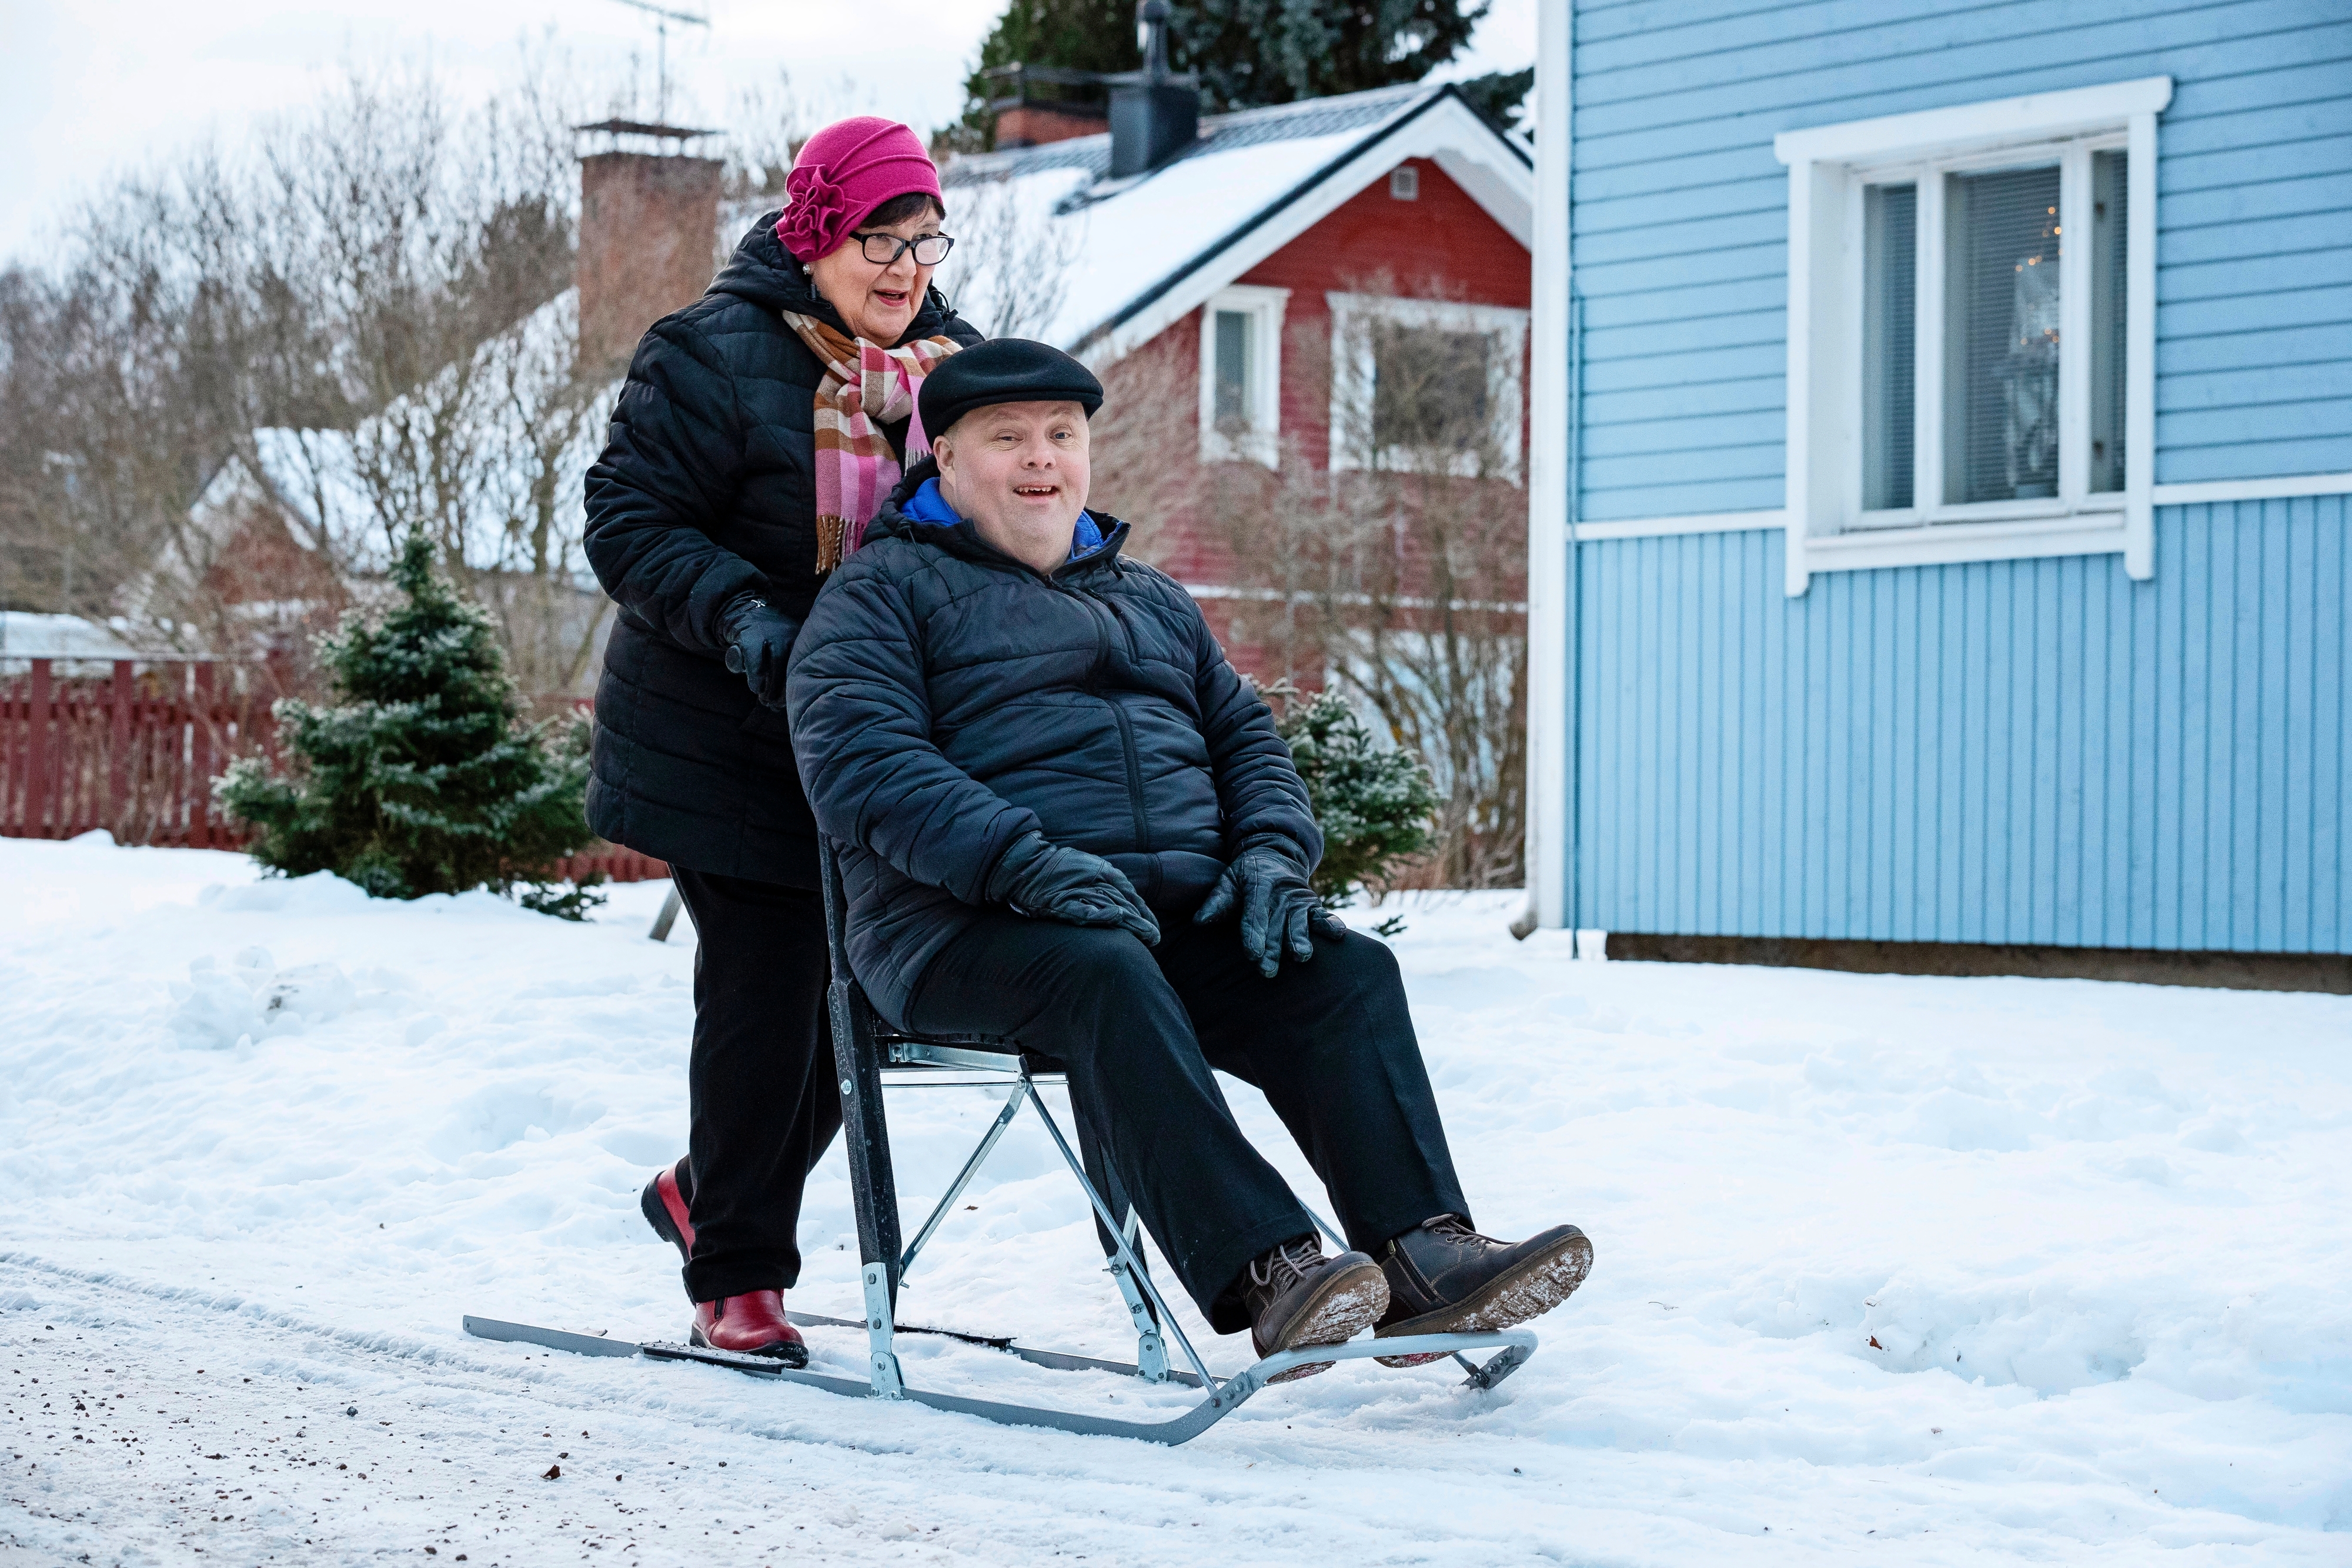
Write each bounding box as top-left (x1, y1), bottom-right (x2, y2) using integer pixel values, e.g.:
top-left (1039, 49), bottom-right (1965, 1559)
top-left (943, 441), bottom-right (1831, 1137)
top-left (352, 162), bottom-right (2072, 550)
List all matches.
top-left (776, 117), bottom-right (943, 263)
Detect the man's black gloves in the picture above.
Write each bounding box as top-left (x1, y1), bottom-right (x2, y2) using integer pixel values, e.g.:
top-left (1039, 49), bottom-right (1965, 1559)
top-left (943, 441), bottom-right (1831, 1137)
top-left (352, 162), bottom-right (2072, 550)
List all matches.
top-left (985, 832), bottom-right (1161, 947)
top-left (1194, 838), bottom-right (1347, 978)
top-left (720, 593), bottom-right (801, 708)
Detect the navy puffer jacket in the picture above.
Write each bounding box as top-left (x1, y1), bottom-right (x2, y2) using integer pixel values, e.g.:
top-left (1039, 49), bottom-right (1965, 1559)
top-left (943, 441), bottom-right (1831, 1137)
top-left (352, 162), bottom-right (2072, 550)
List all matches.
top-left (785, 459), bottom-right (1321, 1025)
top-left (582, 215), bottom-right (982, 887)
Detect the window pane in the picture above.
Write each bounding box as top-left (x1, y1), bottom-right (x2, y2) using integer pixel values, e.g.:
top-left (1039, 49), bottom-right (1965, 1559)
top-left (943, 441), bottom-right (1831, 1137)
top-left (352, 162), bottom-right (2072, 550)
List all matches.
top-left (1372, 324), bottom-right (1491, 461)
top-left (1214, 309), bottom-right (1251, 423)
top-left (2090, 150), bottom-right (2128, 493)
top-left (1945, 164), bottom-right (2062, 503)
top-left (1863, 182), bottom-right (1917, 511)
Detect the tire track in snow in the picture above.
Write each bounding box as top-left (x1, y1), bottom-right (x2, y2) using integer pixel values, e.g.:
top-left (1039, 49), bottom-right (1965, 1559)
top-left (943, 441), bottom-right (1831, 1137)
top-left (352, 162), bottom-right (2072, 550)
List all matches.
top-left (4, 1254), bottom-right (1619, 1567)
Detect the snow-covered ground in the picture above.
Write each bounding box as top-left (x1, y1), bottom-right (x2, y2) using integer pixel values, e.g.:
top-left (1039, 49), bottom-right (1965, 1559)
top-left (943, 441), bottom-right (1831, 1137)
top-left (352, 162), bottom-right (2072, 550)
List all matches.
top-left (3, 835), bottom-right (2347, 1566)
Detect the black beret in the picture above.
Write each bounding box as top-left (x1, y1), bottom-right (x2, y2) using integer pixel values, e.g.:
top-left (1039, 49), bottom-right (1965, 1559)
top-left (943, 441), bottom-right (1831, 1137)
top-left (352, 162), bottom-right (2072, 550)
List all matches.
top-left (921, 337), bottom-right (1104, 440)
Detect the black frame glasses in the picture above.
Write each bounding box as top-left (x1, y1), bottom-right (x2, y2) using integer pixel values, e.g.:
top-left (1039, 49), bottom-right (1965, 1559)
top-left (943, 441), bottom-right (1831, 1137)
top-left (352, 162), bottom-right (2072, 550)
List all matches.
top-left (852, 230), bottom-right (955, 267)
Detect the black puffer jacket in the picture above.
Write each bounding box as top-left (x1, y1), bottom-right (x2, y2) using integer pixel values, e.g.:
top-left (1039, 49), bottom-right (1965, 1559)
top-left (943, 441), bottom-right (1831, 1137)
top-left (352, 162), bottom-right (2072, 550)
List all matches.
top-left (582, 215), bottom-right (983, 886)
top-left (786, 460), bottom-right (1321, 1025)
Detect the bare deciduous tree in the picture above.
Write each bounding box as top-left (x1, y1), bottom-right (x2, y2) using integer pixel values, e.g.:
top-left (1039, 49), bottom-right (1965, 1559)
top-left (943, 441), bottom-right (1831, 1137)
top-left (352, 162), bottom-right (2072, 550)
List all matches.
top-left (1188, 280), bottom-right (1531, 889)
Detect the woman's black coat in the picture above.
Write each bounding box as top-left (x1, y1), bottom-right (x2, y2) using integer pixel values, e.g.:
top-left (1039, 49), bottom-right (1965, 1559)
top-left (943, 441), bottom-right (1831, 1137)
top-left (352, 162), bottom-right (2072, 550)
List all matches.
top-left (582, 213), bottom-right (983, 887)
top-left (784, 460), bottom-right (1322, 1026)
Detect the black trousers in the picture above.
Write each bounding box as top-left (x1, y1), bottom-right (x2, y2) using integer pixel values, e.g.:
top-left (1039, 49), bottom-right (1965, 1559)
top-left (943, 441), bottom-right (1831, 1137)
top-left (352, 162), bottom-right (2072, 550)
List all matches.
top-left (904, 911), bottom-right (1469, 1333)
top-left (670, 867), bottom-right (841, 1302)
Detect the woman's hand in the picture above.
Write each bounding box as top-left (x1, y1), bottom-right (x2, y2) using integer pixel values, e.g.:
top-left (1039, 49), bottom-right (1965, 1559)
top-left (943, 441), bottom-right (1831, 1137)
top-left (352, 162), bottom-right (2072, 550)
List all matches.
top-left (721, 593), bottom-right (802, 707)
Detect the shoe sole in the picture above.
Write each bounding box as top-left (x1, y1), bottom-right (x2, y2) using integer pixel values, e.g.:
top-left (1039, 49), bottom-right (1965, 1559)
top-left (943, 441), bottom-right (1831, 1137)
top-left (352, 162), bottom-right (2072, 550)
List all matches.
top-left (689, 1323), bottom-right (810, 1370)
top-left (1375, 1229), bottom-right (1593, 1367)
top-left (1256, 1258), bottom-right (1390, 1385)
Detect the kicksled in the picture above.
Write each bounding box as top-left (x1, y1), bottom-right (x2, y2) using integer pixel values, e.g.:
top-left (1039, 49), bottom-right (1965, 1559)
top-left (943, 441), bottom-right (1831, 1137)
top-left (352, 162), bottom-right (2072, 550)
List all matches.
top-left (463, 841), bottom-right (1538, 1445)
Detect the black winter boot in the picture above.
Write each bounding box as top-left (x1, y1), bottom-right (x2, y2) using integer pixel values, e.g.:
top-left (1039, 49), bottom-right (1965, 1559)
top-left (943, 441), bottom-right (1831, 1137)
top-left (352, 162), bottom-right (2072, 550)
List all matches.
top-left (1373, 1216), bottom-right (1592, 1366)
top-left (1241, 1236), bottom-right (1389, 1384)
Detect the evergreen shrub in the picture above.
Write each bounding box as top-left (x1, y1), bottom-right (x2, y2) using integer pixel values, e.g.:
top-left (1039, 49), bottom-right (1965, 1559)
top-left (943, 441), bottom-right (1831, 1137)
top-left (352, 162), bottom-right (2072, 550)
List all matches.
top-left (1259, 678), bottom-right (1437, 924)
top-left (216, 531), bottom-right (604, 918)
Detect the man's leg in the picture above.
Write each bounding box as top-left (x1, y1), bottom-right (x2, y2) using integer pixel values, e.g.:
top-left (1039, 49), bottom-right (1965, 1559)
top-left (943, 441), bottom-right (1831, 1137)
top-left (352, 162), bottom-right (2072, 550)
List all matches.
top-left (670, 868), bottom-right (843, 1302)
top-left (903, 910), bottom-right (1317, 1332)
top-left (1154, 918), bottom-right (1469, 1256)
top-left (1164, 917), bottom-right (1592, 1355)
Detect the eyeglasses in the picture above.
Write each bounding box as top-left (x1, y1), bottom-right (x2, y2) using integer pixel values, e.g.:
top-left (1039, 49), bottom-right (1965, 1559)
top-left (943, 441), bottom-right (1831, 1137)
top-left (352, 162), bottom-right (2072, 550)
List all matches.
top-left (851, 230), bottom-right (955, 267)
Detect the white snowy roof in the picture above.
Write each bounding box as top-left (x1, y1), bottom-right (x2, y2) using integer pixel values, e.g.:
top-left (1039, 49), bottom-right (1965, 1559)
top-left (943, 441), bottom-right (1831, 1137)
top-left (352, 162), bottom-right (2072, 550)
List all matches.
top-left (938, 83), bottom-right (1533, 360)
top-left (0, 611), bottom-right (151, 664)
top-left (189, 289), bottom-right (616, 583)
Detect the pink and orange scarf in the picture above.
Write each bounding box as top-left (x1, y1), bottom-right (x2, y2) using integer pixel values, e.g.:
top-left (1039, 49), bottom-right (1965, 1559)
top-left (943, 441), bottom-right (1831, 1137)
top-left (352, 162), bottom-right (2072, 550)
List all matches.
top-left (780, 312), bottom-right (964, 573)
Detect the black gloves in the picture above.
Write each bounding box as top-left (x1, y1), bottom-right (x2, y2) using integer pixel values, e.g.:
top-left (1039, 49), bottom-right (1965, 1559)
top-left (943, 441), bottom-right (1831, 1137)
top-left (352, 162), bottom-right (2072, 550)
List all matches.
top-left (985, 832), bottom-right (1161, 947)
top-left (720, 593), bottom-right (801, 707)
top-left (1194, 838), bottom-right (1347, 978)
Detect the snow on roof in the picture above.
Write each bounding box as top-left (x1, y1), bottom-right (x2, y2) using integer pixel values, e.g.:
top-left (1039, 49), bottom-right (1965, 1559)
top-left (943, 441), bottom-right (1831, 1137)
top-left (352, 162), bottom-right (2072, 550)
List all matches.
top-left (0, 611), bottom-right (151, 664)
top-left (937, 83), bottom-right (1528, 356)
top-left (192, 289), bottom-right (617, 582)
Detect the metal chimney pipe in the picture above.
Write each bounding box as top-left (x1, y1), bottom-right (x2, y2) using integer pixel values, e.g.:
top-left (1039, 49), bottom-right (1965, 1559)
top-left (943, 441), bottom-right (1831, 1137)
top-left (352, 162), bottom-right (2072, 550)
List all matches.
top-left (1108, 0), bottom-right (1199, 178)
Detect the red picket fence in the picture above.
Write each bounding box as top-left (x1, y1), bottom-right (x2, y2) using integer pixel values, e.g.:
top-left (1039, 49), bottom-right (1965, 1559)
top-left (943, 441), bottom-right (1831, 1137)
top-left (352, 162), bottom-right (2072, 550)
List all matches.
top-left (0, 657), bottom-right (667, 883)
top-left (0, 659), bottom-right (269, 847)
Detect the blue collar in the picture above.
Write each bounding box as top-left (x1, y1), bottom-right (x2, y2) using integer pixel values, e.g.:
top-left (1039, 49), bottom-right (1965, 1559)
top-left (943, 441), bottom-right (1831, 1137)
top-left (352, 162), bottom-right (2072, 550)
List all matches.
top-left (902, 478), bottom-right (1107, 562)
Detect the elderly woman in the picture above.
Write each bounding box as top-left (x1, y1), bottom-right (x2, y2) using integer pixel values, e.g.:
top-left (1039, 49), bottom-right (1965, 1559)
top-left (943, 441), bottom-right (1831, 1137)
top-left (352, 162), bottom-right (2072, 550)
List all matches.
top-left (583, 117), bottom-right (980, 1364)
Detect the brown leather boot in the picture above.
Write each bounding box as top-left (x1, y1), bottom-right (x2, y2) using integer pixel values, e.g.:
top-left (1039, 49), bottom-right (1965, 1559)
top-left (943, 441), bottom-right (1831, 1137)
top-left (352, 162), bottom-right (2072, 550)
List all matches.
top-left (1241, 1236), bottom-right (1389, 1384)
top-left (1374, 1216), bottom-right (1592, 1366)
top-left (691, 1291), bottom-right (808, 1366)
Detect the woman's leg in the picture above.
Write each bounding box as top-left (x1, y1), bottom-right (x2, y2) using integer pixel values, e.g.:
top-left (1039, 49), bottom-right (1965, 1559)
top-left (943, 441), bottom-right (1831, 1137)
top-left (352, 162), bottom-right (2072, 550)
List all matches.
top-left (669, 868), bottom-right (842, 1302)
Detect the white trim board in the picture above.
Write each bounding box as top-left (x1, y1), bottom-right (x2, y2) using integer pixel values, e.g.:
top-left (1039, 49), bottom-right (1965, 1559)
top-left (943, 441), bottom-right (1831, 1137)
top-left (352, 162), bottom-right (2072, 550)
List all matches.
top-left (1572, 510), bottom-right (1783, 541)
top-left (1559, 474), bottom-right (2352, 549)
top-left (1773, 76), bottom-right (2174, 166)
top-left (2152, 473), bottom-right (2352, 505)
top-left (1522, 0), bottom-right (1572, 933)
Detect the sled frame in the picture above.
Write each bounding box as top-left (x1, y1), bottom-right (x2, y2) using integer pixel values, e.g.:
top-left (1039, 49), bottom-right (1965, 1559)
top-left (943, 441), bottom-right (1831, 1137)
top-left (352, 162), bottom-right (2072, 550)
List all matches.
top-left (457, 842), bottom-right (1536, 1446)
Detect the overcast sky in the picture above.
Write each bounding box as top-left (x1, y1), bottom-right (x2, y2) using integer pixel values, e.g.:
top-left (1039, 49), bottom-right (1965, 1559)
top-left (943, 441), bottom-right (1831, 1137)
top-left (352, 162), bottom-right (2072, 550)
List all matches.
top-left (0, 0), bottom-right (1534, 265)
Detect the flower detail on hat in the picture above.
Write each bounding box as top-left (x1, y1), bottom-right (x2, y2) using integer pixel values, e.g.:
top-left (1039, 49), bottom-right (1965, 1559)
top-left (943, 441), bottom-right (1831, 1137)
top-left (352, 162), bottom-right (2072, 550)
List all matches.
top-left (777, 163), bottom-right (848, 262)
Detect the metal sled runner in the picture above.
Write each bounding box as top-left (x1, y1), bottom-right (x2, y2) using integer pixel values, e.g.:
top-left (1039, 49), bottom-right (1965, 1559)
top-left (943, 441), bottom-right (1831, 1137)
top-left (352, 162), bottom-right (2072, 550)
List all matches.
top-left (464, 841), bottom-right (1536, 1443)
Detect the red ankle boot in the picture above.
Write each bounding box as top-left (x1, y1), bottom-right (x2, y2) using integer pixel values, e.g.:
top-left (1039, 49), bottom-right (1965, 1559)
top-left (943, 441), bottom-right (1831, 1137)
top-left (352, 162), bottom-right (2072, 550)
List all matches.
top-left (692, 1291), bottom-right (807, 1366)
top-left (639, 1158), bottom-right (696, 1265)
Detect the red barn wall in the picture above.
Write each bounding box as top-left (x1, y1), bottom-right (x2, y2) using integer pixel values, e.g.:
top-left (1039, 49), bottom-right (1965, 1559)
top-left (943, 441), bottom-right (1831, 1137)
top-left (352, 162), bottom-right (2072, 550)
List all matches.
top-left (1125, 156), bottom-right (1529, 681)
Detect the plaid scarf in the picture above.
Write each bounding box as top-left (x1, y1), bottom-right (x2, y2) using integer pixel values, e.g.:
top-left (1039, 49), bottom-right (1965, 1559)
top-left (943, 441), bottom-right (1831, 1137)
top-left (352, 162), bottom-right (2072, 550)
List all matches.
top-left (780, 311), bottom-right (965, 573)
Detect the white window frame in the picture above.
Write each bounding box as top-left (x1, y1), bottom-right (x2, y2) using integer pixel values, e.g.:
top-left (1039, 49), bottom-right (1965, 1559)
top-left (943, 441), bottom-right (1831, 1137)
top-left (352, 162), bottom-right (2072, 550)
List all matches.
top-left (1775, 76), bottom-right (2169, 595)
top-left (1326, 292), bottom-right (1529, 484)
top-left (1198, 285), bottom-right (1289, 467)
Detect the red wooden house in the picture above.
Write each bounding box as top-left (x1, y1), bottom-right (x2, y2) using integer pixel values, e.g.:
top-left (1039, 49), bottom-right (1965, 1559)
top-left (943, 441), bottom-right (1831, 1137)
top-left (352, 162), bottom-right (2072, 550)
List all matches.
top-left (940, 79), bottom-right (1535, 679)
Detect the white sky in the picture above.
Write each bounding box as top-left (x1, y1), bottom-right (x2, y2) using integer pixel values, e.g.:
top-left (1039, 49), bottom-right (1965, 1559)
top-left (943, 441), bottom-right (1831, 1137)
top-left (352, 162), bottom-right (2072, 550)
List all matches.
top-left (0, 0), bottom-right (1533, 266)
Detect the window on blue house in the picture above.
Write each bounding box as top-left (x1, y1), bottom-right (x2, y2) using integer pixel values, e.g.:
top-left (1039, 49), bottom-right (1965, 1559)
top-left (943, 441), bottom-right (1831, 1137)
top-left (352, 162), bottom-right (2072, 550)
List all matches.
top-left (2090, 149), bottom-right (2129, 494)
top-left (1862, 182), bottom-right (1916, 510)
top-left (1774, 75), bottom-right (2166, 585)
top-left (1848, 141), bottom-right (2132, 531)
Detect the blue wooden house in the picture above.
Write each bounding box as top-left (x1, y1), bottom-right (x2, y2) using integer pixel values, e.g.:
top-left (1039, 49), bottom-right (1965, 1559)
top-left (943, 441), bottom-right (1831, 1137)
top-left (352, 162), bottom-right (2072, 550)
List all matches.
top-left (1520, 1), bottom-right (2350, 981)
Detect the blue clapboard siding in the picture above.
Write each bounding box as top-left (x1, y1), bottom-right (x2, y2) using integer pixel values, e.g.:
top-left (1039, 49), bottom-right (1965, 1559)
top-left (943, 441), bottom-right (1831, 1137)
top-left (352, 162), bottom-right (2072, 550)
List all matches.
top-left (1568, 497), bottom-right (2351, 952)
top-left (1570, 0), bottom-right (2352, 521)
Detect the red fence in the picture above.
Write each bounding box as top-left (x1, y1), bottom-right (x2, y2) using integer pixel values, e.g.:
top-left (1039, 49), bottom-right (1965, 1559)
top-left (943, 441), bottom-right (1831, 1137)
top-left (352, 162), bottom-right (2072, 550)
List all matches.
top-left (1, 659), bottom-right (269, 847)
top-left (1, 657), bottom-right (666, 883)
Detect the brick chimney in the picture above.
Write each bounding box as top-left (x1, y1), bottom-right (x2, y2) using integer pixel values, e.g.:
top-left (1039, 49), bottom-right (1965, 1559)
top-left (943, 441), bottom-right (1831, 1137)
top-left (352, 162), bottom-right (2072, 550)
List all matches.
top-left (995, 101), bottom-right (1109, 149)
top-left (576, 122), bottom-right (724, 373)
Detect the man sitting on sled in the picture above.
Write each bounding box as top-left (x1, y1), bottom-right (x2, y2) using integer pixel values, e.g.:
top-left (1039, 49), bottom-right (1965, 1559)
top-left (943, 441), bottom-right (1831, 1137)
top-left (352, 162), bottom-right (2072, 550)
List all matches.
top-left (786, 339), bottom-right (1592, 1376)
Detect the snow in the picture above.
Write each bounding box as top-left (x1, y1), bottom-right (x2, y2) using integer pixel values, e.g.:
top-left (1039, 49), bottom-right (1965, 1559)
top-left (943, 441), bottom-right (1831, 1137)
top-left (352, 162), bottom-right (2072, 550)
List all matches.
top-left (4, 835), bottom-right (2349, 1564)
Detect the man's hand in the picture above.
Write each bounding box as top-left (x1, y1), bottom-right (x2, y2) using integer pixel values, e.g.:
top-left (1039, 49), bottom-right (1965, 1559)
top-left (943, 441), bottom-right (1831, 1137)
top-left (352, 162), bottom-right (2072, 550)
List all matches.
top-left (721, 593), bottom-right (801, 707)
top-left (985, 833), bottom-right (1161, 946)
top-left (1194, 839), bottom-right (1347, 978)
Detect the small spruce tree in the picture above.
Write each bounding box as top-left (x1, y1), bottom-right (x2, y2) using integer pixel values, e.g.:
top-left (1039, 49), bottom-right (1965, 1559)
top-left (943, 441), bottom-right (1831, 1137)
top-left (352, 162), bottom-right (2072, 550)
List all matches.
top-left (216, 531), bottom-right (604, 918)
top-left (1261, 679), bottom-right (1438, 925)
